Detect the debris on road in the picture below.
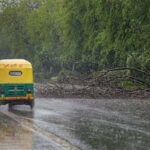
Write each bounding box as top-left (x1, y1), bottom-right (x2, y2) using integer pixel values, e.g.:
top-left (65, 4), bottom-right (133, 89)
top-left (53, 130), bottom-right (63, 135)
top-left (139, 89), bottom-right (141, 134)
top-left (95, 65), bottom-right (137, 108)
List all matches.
top-left (35, 83), bottom-right (150, 99)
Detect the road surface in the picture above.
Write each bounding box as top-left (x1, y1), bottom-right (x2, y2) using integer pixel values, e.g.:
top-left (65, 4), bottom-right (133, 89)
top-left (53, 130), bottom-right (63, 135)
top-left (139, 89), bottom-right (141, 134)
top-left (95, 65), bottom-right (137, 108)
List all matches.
top-left (0, 98), bottom-right (150, 150)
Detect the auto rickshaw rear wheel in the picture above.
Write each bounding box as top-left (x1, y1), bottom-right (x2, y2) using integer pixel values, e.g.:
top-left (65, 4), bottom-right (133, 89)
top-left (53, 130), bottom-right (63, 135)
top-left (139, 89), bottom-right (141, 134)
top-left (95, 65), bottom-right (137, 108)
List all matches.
top-left (29, 100), bottom-right (34, 110)
top-left (8, 103), bottom-right (13, 110)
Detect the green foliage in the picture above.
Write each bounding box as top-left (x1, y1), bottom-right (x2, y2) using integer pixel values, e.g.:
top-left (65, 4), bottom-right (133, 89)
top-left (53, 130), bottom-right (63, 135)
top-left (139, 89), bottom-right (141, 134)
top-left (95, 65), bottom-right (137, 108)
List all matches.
top-left (0, 0), bottom-right (150, 79)
top-left (120, 81), bottom-right (144, 90)
top-left (57, 69), bottom-right (73, 82)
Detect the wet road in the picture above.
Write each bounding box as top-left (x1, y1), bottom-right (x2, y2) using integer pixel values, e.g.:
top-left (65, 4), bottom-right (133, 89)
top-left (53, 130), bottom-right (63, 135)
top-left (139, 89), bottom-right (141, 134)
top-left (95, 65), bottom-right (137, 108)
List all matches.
top-left (0, 98), bottom-right (150, 150)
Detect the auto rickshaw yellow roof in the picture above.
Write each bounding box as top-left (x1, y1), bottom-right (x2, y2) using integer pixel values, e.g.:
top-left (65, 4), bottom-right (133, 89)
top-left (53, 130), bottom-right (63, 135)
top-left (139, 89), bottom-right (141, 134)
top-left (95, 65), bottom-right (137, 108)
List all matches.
top-left (0, 59), bottom-right (32, 68)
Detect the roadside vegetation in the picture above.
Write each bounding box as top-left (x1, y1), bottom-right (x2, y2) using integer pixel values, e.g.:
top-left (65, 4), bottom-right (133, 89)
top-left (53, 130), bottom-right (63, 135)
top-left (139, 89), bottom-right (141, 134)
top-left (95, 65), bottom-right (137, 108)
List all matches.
top-left (0, 0), bottom-right (150, 92)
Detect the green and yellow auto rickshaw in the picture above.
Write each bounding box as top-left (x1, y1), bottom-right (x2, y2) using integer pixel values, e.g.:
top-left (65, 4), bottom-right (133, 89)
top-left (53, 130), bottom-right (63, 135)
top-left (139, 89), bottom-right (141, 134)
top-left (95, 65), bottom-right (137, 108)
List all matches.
top-left (0, 59), bottom-right (34, 109)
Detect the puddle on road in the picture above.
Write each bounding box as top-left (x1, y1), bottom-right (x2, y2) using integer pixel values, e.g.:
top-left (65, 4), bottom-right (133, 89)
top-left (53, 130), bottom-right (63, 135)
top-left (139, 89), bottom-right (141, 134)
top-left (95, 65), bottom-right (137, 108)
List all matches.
top-left (0, 113), bottom-right (55, 150)
top-left (0, 113), bottom-right (33, 150)
top-left (0, 106), bottom-right (81, 150)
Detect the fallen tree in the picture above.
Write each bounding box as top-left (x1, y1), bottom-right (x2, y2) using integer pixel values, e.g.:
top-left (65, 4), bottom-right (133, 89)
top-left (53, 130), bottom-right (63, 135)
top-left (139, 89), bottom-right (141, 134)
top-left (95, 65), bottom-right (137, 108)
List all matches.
top-left (35, 68), bottom-right (150, 99)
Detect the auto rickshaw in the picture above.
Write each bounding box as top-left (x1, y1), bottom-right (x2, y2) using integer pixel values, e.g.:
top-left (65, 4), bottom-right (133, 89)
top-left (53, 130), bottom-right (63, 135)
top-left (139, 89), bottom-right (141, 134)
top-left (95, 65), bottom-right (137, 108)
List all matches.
top-left (0, 59), bottom-right (34, 109)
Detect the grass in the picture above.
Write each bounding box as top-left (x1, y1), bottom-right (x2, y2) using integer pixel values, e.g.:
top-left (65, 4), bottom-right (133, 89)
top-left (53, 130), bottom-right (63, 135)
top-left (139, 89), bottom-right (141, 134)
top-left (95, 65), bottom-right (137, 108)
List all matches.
top-left (119, 81), bottom-right (145, 90)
